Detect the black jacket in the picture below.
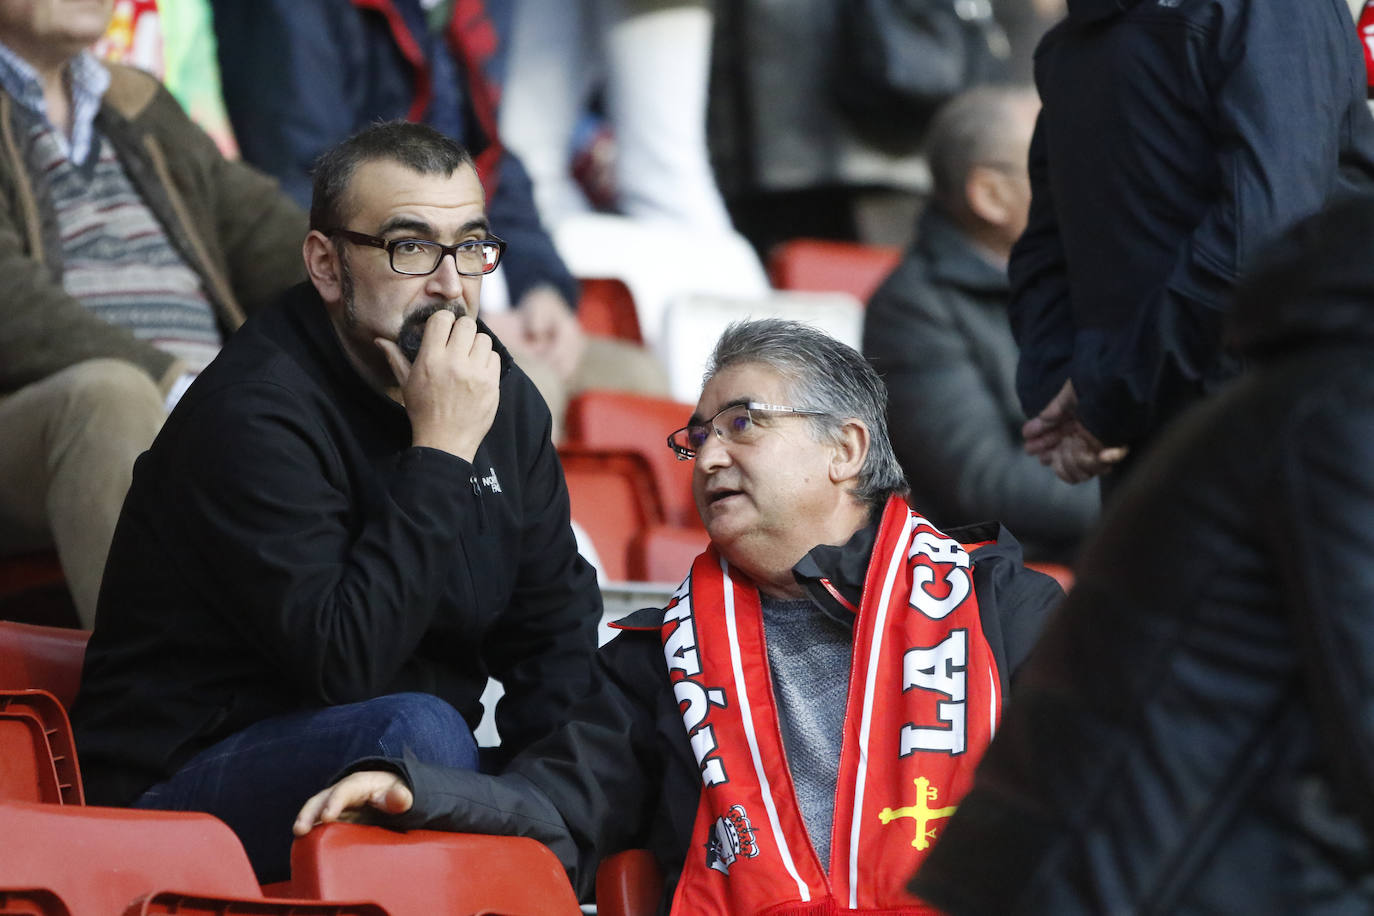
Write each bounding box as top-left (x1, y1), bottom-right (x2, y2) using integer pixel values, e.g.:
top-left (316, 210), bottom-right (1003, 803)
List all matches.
top-left (366, 518), bottom-right (1061, 908)
top-left (71, 282), bottom-right (601, 805)
top-left (865, 206), bottom-right (1098, 562)
top-left (1011, 0), bottom-right (1374, 448)
top-left (913, 195), bottom-right (1374, 914)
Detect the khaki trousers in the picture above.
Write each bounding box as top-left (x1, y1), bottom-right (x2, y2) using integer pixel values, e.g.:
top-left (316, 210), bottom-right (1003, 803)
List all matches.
top-left (0, 359), bottom-right (165, 627)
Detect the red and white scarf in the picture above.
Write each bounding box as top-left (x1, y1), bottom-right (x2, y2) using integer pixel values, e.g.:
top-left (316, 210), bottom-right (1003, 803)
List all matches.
top-left (660, 496), bottom-right (1002, 915)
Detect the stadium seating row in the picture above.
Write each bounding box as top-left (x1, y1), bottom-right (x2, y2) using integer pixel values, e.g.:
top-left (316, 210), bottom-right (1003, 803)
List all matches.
top-left (0, 621), bottom-right (659, 916)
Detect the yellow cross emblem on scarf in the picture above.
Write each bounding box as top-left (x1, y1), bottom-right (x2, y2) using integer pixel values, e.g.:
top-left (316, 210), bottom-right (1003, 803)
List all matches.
top-left (878, 776), bottom-right (959, 850)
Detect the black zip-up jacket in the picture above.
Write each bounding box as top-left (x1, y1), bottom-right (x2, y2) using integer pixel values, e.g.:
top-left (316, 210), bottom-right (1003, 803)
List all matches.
top-left (914, 195), bottom-right (1374, 914)
top-left (354, 518), bottom-right (1061, 908)
top-left (1011, 0), bottom-right (1374, 448)
top-left (71, 282), bottom-right (601, 805)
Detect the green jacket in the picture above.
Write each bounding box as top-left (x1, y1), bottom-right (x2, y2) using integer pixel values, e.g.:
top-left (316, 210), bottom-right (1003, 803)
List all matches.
top-left (0, 63), bottom-right (307, 396)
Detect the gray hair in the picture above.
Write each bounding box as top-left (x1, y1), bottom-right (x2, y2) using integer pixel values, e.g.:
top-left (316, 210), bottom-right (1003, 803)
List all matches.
top-left (309, 121), bottom-right (476, 231)
top-left (705, 318), bottom-right (908, 509)
top-left (925, 85), bottom-right (1037, 221)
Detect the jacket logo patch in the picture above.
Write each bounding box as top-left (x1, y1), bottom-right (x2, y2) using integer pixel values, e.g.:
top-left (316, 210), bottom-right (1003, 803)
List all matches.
top-left (705, 804), bottom-right (759, 875)
top-left (878, 776), bottom-right (959, 851)
top-left (474, 467), bottom-right (502, 494)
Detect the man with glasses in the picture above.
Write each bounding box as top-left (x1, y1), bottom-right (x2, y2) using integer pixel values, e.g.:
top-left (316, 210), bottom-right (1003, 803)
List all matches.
top-left (293, 318), bottom-right (1061, 911)
top-left (72, 121), bottom-right (603, 884)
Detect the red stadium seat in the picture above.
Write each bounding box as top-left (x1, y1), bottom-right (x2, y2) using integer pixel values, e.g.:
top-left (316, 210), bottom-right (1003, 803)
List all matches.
top-left (628, 525), bottom-right (706, 584)
top-left (289, 823), bottom-right (582, 916)
top-left (595, 849), bottom-right (663, 916)
top-left (0, 690), bottom-right (82, 805)
top-left (560, 448), bottom-right (661, 582)
top-left (0, 889), bottom-right (70, 916)
top-left (766, 238), bottom-right (902, 303)
top-left (0, 622), bottom-right (89, 709)
top-left (578, 277), bottom-right (644, 343)
top-left (564, 391), bottom-right (700, 529)
top-left (0, 801), bottom-right (262, 914)
top-left (124, 891), bottom-right (389, 916)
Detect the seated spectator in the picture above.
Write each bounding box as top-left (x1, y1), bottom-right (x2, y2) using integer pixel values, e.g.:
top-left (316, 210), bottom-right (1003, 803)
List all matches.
top-left (912, 195), bottom-right (1374, 914)
top-left (0, 0), bottom-right (306, 627)
top-left (71, 122), bottom-right (603, 883)
top-left (208, 0), bottom-right (668, 436)
top-left (864, 87), bottom-right (1096, 563)
top-left (295, 319), bottom-right (1062, 910)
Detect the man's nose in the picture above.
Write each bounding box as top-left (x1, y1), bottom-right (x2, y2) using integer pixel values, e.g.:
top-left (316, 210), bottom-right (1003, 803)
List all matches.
top-left (424, 252), bottom-right (466, 301)
top-left (694, 427), bottom-right (731, 470)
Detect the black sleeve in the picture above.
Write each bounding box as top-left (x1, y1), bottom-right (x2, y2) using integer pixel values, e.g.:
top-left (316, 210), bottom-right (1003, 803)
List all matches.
top-left (1008, 110), bottom-right (1076, 421)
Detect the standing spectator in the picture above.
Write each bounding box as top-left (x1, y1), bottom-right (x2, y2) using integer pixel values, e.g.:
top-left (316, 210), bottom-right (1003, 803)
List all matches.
top-left (913, 193), bottom-right (1374, 916)
top-left (0, 0), bottom-right (306, 627)
top-left (1013, 0), bottom-right (1374, 494)
top-left (865, 87), bottom-right (1096, 563)
top-left (209, 0), bottom-right (667, 437)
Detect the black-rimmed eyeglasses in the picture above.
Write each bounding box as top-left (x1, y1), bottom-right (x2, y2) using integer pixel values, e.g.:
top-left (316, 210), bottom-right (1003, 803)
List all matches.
top-left (667, 402), bottom-right (830, 460)
top-left (327, 228), bottom-right (506, 276)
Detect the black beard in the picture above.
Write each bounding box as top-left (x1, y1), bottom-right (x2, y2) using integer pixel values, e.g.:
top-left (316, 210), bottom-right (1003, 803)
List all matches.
top-left (396, 302), bottom-right (461, 363)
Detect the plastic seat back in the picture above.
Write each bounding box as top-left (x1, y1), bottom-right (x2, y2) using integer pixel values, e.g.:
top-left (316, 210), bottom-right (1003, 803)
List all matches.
top-left (628, 525), bottom-right (707, 584)
top-left (124, 891), bottom-right (389, 916)
top-left (560, 448), bottom-right (660, 582)
top-left (290, 823), bottom-right (582, 916)
top-left (659, 291), bottom-right (863, 403)
top-left (0, 800), bottom-right (261, 914)
top-left (0, 889), bottom-right (70, 916)
top-left (766, 238), bottom-right (902, 302)
top-left (564, 391), bottom-right (699, 529)
top-left (578, 278), bottom-right (644, 343)
top-left (0, 690), bottom-right (82, 804)
top-left (595, 850), bottom-right (663, 916)
top-left (0, 622), bottom-right (89, 709)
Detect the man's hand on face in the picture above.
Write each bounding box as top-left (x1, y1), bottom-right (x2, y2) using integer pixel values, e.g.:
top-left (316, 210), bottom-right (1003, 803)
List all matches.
top-left (293, 770), bottom-right (414, 836)
top-left (376, 310), bottom-right (501, 463)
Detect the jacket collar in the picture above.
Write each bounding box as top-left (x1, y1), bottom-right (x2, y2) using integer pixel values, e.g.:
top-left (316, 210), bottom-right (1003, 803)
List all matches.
top-left (919, 206), bottom-right (1010, 298)
top-left (1065, 0), bottom-right (1144, 25)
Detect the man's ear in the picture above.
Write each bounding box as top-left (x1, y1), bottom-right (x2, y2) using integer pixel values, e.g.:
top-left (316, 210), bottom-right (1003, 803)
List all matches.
top-left (965, 166), bottom-right (1013, 228)
top-left (303, 230), bottom-right (344, 307)
top-left (829, 419), bottom-right (870, 485)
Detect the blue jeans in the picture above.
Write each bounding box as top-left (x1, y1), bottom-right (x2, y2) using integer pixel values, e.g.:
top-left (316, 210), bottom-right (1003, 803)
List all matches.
top-left (135, 692), bottom-right (479, 883)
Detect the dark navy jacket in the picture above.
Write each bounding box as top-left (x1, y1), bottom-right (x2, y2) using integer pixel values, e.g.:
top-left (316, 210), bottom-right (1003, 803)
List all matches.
top-left (208, 0), bottom-right (577, 309)
top-left (1011, 0), bottom-right (1374, 448)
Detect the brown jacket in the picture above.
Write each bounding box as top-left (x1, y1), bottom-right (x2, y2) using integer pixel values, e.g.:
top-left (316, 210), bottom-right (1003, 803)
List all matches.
top-left (0, 63), bottom-right (307, 396)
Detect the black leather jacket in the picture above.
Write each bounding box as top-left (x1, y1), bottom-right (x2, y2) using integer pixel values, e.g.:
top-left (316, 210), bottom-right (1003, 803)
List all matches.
top-left (913, 196), bottom-right (1374, 915)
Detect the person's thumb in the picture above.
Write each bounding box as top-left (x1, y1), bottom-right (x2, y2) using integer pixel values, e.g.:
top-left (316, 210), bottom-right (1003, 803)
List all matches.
top-left (374, 781), bottom-right (415, 815)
